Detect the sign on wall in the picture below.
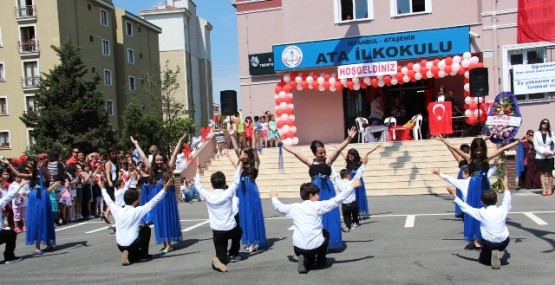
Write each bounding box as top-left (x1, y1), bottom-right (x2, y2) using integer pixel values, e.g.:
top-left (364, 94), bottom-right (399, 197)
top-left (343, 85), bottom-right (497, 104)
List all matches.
top-left (273, 26), bottom-right (470, 71)
top-left (249, 52), bottom-right (276, 75)
top-left (337, 61), bottom-right (397, 79)
top-left (512, 62), bottom-right (555, 94)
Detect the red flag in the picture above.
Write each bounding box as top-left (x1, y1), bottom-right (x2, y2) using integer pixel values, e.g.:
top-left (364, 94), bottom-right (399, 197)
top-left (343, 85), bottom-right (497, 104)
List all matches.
top-left (427, 102), bottom-right (453, 135)
top-left (517, 0), bottom-right (555, 43)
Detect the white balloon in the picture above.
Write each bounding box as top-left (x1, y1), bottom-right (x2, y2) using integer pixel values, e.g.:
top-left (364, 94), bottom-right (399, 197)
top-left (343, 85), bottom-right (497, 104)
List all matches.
top-left (438, 60), bottom-right (446, 69)
top-left (464, 83), bottom-right (470, 92)
top-left (403, 75), bottom-right (410, 83)
top-left (308, 72), bottom-right (314, 77)
top-left (452, 62), bottom-right (461, 72)
top-left (450, 69), bottom-right (458, 76)
top-left (280, 114), bottom-right (288, 120)
top-left (282, 125), bottom-right (290, 133)
top-left (330, 73), bottom-right (337, 78)
top-left (463, 52), bottom-right (471, 60)
top-left (284, 138), bottom-right (292, 145)
top-left (275, 105), bottom-right (280, 110)
top-left (413, 63), bottom-right (421, 72)
top-left (292, 137), bottom-right (299, 145)
top-left (461, 59), bottom-right (470, 68)
top-left (414, 73), bottom-right (422, 80)
top-left (329, 77), bottom-right (336, 85)
top-left (473, 97), bottom-right (479, 104)
top-left (283, 74), bottom-right (291, 83)
top-left (306, 77), bottom-right (314, 84)
top-left (477, 97), bottom-right (483, 103)
top-left (296, 84), bottom-right (303, 90)
top-left (438, 70), bottom-right (446, 78)
top-left (295, 76), bottom-right (302, 84)
top-left (319, 85), bottom-right (326, 91)
top-left (279, 91), bottom-right (286, 98)
top-left (290, 126), bottom-right (297, 133)
top-left (426, 71), bottom-right (433, 78)
top-left (474, 109), bottom-right (481, 116)
top-left (453, 55), bottom-right (461, 63)
top-left (329, 86), bottom-right (336, 92)
top-left (376, 74), bottom-right (383, 80)
top-left (308, 83), bottom-right (313, 89)
top-left (426, 61), bottom-right (433, 69)
top-left (363, 77), bottom-right (371, 84)
top-left (391, 78), bottom-right (399, 85)
top-left (401, 67), bottom-right (409, 74)
top-left (353, 83), bottom-right (360, 90)
top-left (352, 77), bottom-right (359, 84)
top-left (340, 79), bottom-right (347, 86)
top-left (286, 92), bottom-right (293, 98)
top-left (287, 103), bottom-right (294, 110)
top-left (465, 109), bottom-right (473, 117)
top-left (317, 76), bottom-right (325, 84)
top-left (470, 56), bottom-right (479, 64)
top-left (464, 96), bottom-right (473, 104)
top-left (464, 71), bottom-right (469, 78)
top-left (377, 81), bottom-right (385, 87)
top-left (280, 102), bottom-right (288, 109)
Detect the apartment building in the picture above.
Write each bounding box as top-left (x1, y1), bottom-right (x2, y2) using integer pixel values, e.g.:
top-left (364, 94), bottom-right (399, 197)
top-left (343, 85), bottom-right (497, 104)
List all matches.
top-left (140, 0), bottom-right (214, 126)
top-left (0, 0), bottom-right (161, 157)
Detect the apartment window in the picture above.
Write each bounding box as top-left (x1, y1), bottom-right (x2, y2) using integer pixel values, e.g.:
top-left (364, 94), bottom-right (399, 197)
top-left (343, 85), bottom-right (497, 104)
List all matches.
top-left (507, 46), bottom-right (551, 102)
top-left (126, 21), bottom-right (133, 37)
top-left (335, 0), bottom-right (374, 22)
top-left (102, 39), bottom-right (110, 56)
top-left (128, 76), bottom-right (136, 91)
top-left (19, 25), bottom-right (38, 53)
top-left (25, 95), bottom-right (35, 113)
top-left (22, 61), bottom-right (39, 88)
top-left (0, 62), bottom-right (5, 81)
top-left (0, 97), bottom-right (7, 115)
top-left (0, 131), bottom-right (10, 149)
top-left (103, 69), bottom-right (112, 86)
top-left (0, 26), bottom-right (3, 47)
top-left (100, 9), bottom-right (109, 27)
top-left (127, 48), bottom-right (135, 64)
top-left (106, 100), bottom-right (114, 116)
top-left (391, 0), bottom-right (431, 16)
top-left (27, 129), bottom-right (36, 147)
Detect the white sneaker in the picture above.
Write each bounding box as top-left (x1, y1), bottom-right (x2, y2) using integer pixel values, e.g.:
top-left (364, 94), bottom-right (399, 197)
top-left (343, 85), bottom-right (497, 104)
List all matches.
top-left (491, 250), bottom-right (501, 269)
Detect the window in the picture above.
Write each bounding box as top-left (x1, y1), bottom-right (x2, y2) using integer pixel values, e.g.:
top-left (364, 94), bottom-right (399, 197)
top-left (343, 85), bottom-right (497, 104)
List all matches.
top-left (100, 9), bottom-right (109, 27)
top-left (128, 76), bottom-right (136, 91)
top-left (27, 129), bottom-right (35, 147)
top-left (103, 69), bottom-right (112, 86)
top-left (0, 62), bottom-right (5, 81)
top-left (101, 39), bottom-right (110, 56)
top-left (127, 48), bottom-right (135, 64)
top-left (19, 25), bottom-right (38, 53)
top-left (507, 46), bottom-right (551, 102)
top-left (336, 0), bottom-right (374, 22)
top-left (125, 21), bottom-right (133, 37)
top-left (22, 61), bottom-right (39, 88)
top-left (25, 95), bottom-right (35, 113)
top-left (106, 100), bottom-right (114, 116)
top-left (0, 131), bottom-right (10, 149)
top-left (0, 26), bottom-right (3, 47)
top-left (0, 97), bottom-right (7, 115)
top-left (391, 0), bottom-right (431, 17)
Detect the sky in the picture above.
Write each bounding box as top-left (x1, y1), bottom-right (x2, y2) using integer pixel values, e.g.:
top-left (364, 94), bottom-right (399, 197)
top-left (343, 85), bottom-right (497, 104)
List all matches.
top-left (113, 0), bottom-right (240, 107)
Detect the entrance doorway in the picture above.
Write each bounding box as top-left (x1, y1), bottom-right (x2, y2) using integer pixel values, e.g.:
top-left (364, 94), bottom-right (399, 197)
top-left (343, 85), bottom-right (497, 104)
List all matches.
top-left (342, 87), bottom-right (371, 132)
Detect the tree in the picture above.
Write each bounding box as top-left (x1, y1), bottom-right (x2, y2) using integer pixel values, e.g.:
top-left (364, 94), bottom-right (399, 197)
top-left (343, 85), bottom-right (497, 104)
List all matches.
top-left (20, 38), bottom-right (115, 154)
top-left (119, 101), bottom-right (163, 150)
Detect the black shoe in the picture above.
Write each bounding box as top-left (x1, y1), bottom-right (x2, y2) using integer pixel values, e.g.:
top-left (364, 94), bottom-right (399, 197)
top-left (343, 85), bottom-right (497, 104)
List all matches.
top-left (297, 254), bottom-right (307, 274)
top-left (229, 255), bottom-right (242, 262)
top-left (5, 256), bottom-right (23, 264)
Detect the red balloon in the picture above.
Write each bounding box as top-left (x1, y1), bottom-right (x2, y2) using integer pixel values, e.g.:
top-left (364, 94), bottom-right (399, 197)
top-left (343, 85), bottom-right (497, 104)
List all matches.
top-left (276, 109), bottom-right (285, 117)
top-left (286, 131), bottom-right (295, 138)
top-left (445, 57), bottom-right (453, 65)
top-left (312, 74), bottom-right (319, 81)
top-left (397, 66), bottom-right (402, 72)
top-left (480, 112), bottom-right (487, 122)
top-left (285, 108), bottom-right (293, 115)
top-left (286, 119), bottom-right (294, 126)
top-left (301, 81), bottom-right (309, 89)
top-left (463, 78), bottom-right (469, 84)
top-left (468, 116), bottom-right (478, 125)
top-left (359, 81), bottom-right (368, 89)
top-left (371, 78), bottom-right (379, 86)
top-left (311, 81), bottom-right (319, 89)
top-left (433, 59), bottom-right (440, 66)
top-left (277, 120), bottom-right (285, 128)
top-left (284, 96), bottom-right (292, 104)
top-left (274, 85), bottom-right (282, 94)
top-left (275, 97), bottom-right (283, 105)
top-left (408, 70), bottom-right (415, 78)
top-left (290, 72), bottom-right (298, 79)
top-left (464, 104), bottom-right (469, 110)
top-left (464, 91), bottom-right (470, 97)
top-left (468, 63), bottom-right (477, 70)
top-left (410, 77), bottom-right (417, 82)
top-left (468, 103), bottom-right (477, 111)
top-left (444, 65), bottom-right (452, 74)
top-left (383, 75), bottom-right (392, 84)
top-left (302, 74), bottom-right (308, 80)
top-left (324, 74), bottom-right (331, 81)
top-left (457, 68), bottom-right (466, 75)
top-left (335, 82), bottom-right (344, 91)
top-left (396, 73), bottom-right (404, 82)
top-left (283, 84), bottom-right (292, 93)
top-left (431, 66), bottom-right (439, 75)
top-left (281, 133), bottom-right (288, 139)
top-left (476, 62), bottom-right (484, 68)
top-left (346, 81), bottom-right (354, 89)
top-left (407, 62), bottom-right (414, 70)
top-left (420, 59), bottom-right (427, 67)
top-left (420, 67), bottom-right (428, 75)
top-left (323, 81), bottom-right (331, 90)
top-left (289, 81), bottom-right (297, 89)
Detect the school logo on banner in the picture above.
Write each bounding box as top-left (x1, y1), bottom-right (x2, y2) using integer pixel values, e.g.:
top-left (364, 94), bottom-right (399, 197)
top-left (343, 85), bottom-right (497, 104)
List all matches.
top-left (282, 46), bottom-right (303, 68)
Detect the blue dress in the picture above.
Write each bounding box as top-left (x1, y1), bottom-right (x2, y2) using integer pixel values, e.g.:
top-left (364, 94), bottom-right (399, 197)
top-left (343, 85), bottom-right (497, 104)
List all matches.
top-left (139, 177), bottom-right (155, 224)
top-left (349, 168), bottom-right (369, 215)
top-left (454, 159), bottom-right (468, 218)
top-left (151, 179), bottom-right (183, 244)
top-left (236, 167), bottom-right (267, 247)
top-left (310, 162), bottom-right (343, 250)
top-left (463, 160), bottom-right (490, 242)
top-left (26, 169), bottom-right (56, 246)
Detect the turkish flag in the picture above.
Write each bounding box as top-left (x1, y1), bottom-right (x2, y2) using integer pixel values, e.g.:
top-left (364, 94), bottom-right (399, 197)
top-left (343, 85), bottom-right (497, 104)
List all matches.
top-left (517, 0), bottom-right (555, 43)
top-left (427, 102), bottom-right (453, 135)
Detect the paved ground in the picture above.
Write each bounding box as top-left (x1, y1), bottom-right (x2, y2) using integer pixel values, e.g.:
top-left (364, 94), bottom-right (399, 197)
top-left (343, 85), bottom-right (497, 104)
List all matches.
top-left (2, 189), bottom-right (555, 284)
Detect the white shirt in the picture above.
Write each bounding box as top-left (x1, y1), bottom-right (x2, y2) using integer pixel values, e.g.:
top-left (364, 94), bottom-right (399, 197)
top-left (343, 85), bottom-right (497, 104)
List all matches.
top-left (439, 166), bottom-right (497, 201)
top-left (1, 181), bottom-right (25, 227)
top-left (114, 180), bottom-right (132, 207)
top-left (454, 190), bottom-right (511, 243)
top-left (101, 187), bottom-right (166, 246)
top-left (195, 167), bottom-right (241, 231)
top-left (271, 185), bottom-right (355, 250)
top-left (533, 131), bottom-right (555, 159)
top-left (11, 183), bottom-right (30, 208)
top-left (331, 165), bottom-right (366, 204)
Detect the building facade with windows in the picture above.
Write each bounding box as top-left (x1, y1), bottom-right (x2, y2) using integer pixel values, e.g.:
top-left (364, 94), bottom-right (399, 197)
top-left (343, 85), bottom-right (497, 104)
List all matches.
top-left (140, 0), bottom-right (214, 126)
top-left (0, 0), bottom-right (161, 156)
top-left (233, 0), bottom-right (554, 144)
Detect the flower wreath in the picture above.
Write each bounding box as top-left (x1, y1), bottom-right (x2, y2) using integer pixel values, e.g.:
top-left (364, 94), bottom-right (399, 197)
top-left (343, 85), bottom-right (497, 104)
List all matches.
top-left (483, 92), bottom-right (522, 144)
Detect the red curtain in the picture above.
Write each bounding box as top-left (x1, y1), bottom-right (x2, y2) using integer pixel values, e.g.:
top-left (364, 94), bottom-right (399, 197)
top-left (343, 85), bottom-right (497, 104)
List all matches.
top-left (517, 0), bottom-right (555, 43)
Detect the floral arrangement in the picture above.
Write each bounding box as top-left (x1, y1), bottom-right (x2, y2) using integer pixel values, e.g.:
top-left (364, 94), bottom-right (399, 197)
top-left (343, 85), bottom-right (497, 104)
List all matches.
top-left (483, 92), bottom-right (522, 144)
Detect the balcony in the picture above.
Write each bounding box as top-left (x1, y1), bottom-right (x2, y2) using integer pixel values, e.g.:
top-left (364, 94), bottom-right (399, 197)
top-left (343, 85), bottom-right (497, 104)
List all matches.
top-left (18, 40), bottom-right (40, 57)
top-left (21, 76), bottom-right (40, 89)
top-left (15, 5), bottom-right (37, 21)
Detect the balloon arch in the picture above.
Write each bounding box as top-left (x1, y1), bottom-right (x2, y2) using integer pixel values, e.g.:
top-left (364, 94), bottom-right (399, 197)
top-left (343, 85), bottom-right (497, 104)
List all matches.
top-left (274, 52), bottom-right (487, 145)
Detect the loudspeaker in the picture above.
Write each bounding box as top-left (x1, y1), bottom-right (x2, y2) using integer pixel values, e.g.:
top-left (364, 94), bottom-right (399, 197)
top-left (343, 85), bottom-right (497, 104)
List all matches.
top-left (469, 67), bottom-right (489, 97)
top-left (220, 90), bottom-right (237, 115)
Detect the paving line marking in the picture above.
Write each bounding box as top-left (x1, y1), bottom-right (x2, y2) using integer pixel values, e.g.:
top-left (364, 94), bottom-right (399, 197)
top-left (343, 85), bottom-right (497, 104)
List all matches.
top-left (404, 215), bottom-right (415, 228)
top-left (85, 226), bottom-right (112, 234)
top-left (288, 226), bottom-right (294, 231)
top-left (182, 220), bottom-right (210, 232)
top-left (55, 222), bottom-right (88, 232)
top-left (523, 212), bottom-right (548, 225)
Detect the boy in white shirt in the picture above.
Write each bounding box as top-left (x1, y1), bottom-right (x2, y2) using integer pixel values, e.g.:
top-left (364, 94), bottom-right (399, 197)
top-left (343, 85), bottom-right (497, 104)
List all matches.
top-left (270, 179), bottom-right (361, 274)
top-left (194, 158), bottom-right (243, 273)
top-left (446, 182), bottom-right (511, 269)
top-left (98, 177), bottom-right (172, 266)
top-left (0, 178), bottom-right (28, 264)
top-left (433, 164), bottom-right (497, 201)
top-left (331, 160), bottom-right (367, 233)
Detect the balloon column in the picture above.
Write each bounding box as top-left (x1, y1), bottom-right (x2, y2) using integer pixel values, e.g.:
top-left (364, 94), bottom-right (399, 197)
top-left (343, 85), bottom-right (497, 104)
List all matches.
top-left (274, 53), bottom-right (486, 145)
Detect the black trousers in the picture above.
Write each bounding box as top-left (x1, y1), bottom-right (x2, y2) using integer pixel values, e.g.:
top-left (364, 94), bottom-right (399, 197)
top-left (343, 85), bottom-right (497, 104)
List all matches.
top-left (0, 229), bottom-right (17, 260)
top-left (479, 237), bottom-right (510, 266)
top-left (212, 225), bottom-right (242, 264)
top-left (341, 202), bottom-right (359, 228)
top-left (294, 229), bottom-right (329, 268)
top-left (117, 225), bottom-right (151, 262)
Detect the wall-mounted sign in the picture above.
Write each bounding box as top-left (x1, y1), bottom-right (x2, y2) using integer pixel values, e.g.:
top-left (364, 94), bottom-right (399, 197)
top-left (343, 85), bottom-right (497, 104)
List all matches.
top-left (273, 26), bottom-right (470, 71)
top-left (512, 62), bottom-right (555, 95)
top-left (249, 52), bottom-right (276, 75)
top-left (337, 61), bottom-right (397, 79)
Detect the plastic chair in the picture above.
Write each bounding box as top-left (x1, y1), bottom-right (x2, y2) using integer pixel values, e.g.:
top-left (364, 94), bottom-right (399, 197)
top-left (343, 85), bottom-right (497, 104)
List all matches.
top-left (412, 114), bottom-right (423, 141)
top-left (355, 117), bottom-right (369, 143)
top-left (384, 117), bottom-right (401, 141)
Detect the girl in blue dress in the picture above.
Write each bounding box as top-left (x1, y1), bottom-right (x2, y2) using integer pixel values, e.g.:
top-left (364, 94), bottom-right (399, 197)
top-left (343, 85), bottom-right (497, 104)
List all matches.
top-left (227, 129), bottom-right (267, 253)
top-left (281, 127), bottom-right (358, 250)
top-left (438, 135), bottom-right (518, 248)
top-left (131, 134), bottom-right (186, 254)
